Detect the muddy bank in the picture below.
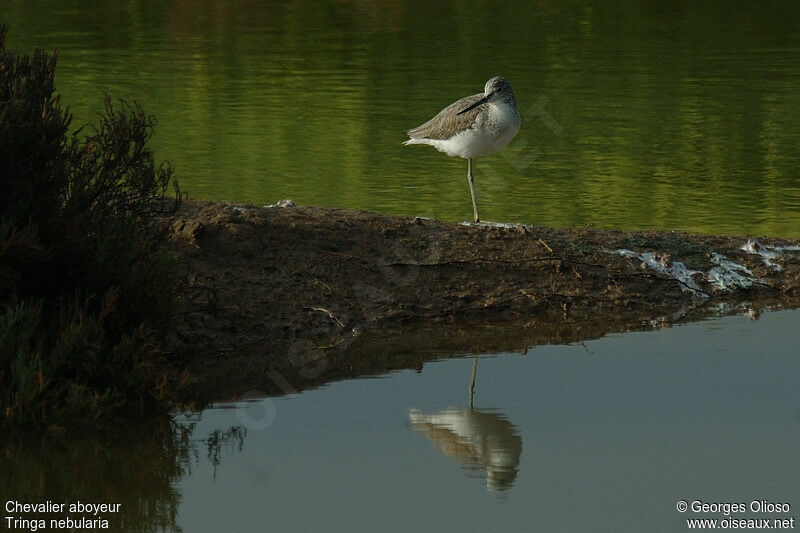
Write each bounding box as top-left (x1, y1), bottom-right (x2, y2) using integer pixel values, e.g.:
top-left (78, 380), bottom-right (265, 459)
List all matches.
top-left (162, 199), bottom-right (800, 401)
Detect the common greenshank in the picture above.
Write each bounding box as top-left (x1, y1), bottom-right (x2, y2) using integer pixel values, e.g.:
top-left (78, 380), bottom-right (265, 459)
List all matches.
top-left (403, 76), bottom-right (521, 223)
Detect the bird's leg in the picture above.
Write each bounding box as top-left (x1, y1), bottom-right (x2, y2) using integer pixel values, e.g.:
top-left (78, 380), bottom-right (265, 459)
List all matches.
top-left (468, 353), bottom-right (478, 411)
top-left (467, 158), bottom-right (479, 223)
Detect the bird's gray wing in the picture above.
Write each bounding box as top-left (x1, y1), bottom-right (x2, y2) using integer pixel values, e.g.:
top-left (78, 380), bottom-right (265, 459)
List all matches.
top-left (404, 92), bottom-right (485, 140)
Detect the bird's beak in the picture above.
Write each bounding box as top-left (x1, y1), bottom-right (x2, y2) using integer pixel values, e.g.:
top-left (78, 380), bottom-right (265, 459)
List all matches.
top-left (457, 94), bottom-right (491, 115)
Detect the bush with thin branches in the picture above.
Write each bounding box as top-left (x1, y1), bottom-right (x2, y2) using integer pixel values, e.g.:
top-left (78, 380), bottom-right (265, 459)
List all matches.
top-left (0, 25), bottom-right (182, 426)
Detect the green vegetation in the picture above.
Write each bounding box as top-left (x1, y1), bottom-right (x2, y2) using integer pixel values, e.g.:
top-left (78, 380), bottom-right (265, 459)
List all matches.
top-left (0, 25), bottom-right (181, 427)
top-left (0, 418), bottom-right (245, 531)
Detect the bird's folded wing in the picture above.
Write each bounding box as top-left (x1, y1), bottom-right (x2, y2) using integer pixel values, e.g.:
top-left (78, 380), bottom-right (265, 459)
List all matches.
top-left (404, 92), bottom-right (485, 140)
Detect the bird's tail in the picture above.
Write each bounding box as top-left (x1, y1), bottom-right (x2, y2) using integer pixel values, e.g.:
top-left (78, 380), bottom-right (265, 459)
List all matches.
top-left (402, 138), bottom-right (427, 146)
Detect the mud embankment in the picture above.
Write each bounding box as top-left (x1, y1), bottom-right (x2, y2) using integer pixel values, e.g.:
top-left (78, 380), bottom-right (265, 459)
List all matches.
top-left (162, 200), bottom-right (800, 401)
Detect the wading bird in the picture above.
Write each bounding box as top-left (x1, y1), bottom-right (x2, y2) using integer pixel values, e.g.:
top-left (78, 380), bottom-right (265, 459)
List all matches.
top-left (403, 76), bottom-right (520, 223)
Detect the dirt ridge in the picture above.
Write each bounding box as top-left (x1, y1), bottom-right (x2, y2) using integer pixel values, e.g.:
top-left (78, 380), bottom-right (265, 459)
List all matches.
top-left (162, 199), bottom-right (800, 401)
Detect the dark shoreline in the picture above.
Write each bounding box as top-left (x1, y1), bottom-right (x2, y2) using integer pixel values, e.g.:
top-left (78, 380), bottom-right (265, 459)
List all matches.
top-left (162, 199), bottom-right (800, 402)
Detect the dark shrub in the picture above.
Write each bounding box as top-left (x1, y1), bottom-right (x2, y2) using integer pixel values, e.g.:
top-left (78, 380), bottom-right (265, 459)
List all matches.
top-left (0, 25), bottom-right (181, 426)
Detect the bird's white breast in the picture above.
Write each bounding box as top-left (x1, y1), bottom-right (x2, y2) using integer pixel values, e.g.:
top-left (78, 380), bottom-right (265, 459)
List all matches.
top-left (424, 101), bottom-right (520, 159)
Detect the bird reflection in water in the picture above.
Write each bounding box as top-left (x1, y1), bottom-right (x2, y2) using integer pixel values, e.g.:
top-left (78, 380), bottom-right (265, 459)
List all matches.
top-left (408, 354), bottom-right (522, 491)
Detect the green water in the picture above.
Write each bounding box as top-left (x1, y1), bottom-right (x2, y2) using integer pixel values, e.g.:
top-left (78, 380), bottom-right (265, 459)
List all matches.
top-left (3, 5), bottom-right (800, 530)
top-left (3, 1), bottom-right (800, 236)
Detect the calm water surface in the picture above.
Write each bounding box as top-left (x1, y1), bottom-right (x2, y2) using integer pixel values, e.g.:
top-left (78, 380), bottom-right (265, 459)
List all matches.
top-left (3, 1), bottom-right (800, 236)
top-left (2, 3), bottom-right (800, 531)
top-left (176, 310), bottom-right (800, 532)
top-left (2, 309), bottom-right (798, 531)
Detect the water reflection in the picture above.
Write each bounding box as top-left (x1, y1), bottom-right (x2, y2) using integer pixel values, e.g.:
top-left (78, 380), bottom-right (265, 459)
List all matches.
top-left (408, 355), bottom-right (522, 491)
top-left (0, 418), bottom-right (245, 532)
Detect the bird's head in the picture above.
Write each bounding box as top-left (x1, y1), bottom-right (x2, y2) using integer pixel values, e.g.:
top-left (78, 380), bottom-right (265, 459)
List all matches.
top-left (484, 76), bottom-right (514, 99)
top-left (458, 76), bottom-right (515, 115)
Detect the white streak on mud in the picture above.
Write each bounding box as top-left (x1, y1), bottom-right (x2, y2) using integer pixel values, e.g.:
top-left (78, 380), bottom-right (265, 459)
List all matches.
top-left (707, 253), bottom-right (764, 290)
top-left (460, 221), bottom-right (522, 229)
top-left (615, 250), bottom-right (703, 293)
top-left (266, 199), bottom-right (295, 208)
top-left (614, 249), bottom-right (769, 294)
top-left (740, 239), bottom-right (800, 271)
